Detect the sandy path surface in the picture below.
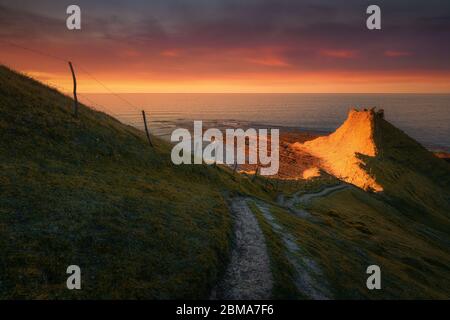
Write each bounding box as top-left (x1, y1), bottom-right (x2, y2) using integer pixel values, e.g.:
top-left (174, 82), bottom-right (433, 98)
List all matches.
top-left (211, 197), bottom-right (273, 299)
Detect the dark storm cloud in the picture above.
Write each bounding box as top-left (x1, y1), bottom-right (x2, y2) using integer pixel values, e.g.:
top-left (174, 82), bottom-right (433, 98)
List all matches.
top-left (1, 0), bottom-right (450, 72)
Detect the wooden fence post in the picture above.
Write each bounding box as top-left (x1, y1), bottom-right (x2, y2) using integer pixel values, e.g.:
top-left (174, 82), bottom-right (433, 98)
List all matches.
top-left (252, 165), bottom-right (259, 182)
top-left (141, 110), bottom-right (153, 147)
top-left (68, 61), bottom-right (78, 118)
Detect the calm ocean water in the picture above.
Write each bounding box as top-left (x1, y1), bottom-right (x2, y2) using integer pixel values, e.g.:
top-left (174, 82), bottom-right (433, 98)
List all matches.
top-left (83, 93), bottom-right (450, 152)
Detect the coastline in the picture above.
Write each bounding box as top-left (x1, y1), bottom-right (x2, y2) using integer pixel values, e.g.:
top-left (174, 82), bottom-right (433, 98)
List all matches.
top-left (237, 128), bottom-right (450, 178)
top-left (145, 119), bottom-right (450, 175)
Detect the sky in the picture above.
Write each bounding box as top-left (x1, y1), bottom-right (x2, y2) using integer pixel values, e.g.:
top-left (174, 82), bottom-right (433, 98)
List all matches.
top-left (1, 0), bottom-right (450, 93)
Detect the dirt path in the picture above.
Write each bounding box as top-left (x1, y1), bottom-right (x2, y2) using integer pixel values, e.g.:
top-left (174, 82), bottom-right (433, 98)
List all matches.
top-left (295, 184), bottom-right (350, 206)
top-left (211, 197), bottom-right (273, 299)
top-left (280, 184), bottom-right (351, 217)
top-left (213, 184), bottom-right (348, 299)
top-left (254, 200), bottom-right (332, 299)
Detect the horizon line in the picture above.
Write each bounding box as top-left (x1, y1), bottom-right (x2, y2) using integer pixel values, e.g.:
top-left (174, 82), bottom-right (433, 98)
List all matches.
top-left (75, 92), bottom-right (450, 95)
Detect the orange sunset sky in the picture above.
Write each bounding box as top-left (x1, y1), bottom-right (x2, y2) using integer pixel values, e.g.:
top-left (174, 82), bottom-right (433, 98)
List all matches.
top-left (1, 0), bottom-right (450, 93)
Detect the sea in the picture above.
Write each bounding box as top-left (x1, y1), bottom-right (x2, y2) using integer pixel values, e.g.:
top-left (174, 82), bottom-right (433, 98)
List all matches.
top-left (82, 93), bottom-right (450, 152)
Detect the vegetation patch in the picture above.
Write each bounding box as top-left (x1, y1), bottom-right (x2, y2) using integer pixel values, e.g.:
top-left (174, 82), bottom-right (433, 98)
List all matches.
top-left (0, 65), bottom-right (266, 299)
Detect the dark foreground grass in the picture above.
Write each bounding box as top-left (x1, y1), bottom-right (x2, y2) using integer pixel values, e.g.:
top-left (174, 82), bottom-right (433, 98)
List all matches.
top-left (0, 65), bottom-right (267, 299)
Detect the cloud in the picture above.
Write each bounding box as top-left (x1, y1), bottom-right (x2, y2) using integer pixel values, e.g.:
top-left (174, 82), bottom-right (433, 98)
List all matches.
top-left (1, 0), bottom-right (450, 92)
top-left (161, 49), bottom-right (182, 57)
top-left (118, 49), bottom-right (142, 58)
top-left (320, 49), bottom-right (358, 59)
top-left (246, 57), bottom-right (290, 67)
top-left (384, 50), bottom-right (412, 57)
top-left (0, 5), bottom-right (62, 39)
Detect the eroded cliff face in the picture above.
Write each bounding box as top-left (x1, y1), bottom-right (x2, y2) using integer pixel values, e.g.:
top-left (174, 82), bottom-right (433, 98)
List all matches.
top-left (293, 108), bottom-right (384, 192)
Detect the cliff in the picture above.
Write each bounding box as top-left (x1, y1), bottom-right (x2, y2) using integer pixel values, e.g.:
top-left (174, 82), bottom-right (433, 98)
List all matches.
top-left (293, 108), bottom-right (384, 192)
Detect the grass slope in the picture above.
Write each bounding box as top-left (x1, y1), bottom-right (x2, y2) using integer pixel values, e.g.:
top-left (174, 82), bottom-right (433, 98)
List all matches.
top-left (0, 65), bottom-right (267, 299)
top-left (261, 184), bottom-right (450, 299)
top-left (362, 114), bottom-right (450, 232)
top-left (1, 65), bottom-right (449, 300)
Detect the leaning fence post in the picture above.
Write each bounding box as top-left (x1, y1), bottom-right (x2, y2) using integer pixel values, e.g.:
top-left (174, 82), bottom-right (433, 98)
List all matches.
top-left (252, 165), bottom-right (259, 182)
top-left (141, 110), bottom-right (153, 147)
top-left (68, 61), bottom-right (78, 118)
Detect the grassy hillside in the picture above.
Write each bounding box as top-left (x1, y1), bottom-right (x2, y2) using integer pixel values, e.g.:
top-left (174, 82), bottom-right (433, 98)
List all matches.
top-left (269, 185), bottom-right (450, 299)
top-left (1, 65), bottom-right (449, 300)
top-left (0, 65), bottom-right (267, 299)
top-left (294, 107), bottom-right (450, 232)
top-left (313, 188), bottom-right (450, 298)
top-left (257, 110), bottom-right (450, 298)
top-left (364, 112), bottom-right (450, 232)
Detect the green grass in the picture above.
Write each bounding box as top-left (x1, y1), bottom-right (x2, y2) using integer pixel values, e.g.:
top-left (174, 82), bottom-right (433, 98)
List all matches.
top-left (269, 187), bottom-right (450, 299)
top-left (1, 64), bottom-right (449, 300)
top-left (0, 65), bottom-right (267, 299)
top-left (360, 114), bottom-right (450, 232)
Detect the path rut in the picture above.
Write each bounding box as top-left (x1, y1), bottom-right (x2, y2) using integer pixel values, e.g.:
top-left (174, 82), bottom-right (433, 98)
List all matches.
top-left (211, 197), bottom-right (273, 299)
